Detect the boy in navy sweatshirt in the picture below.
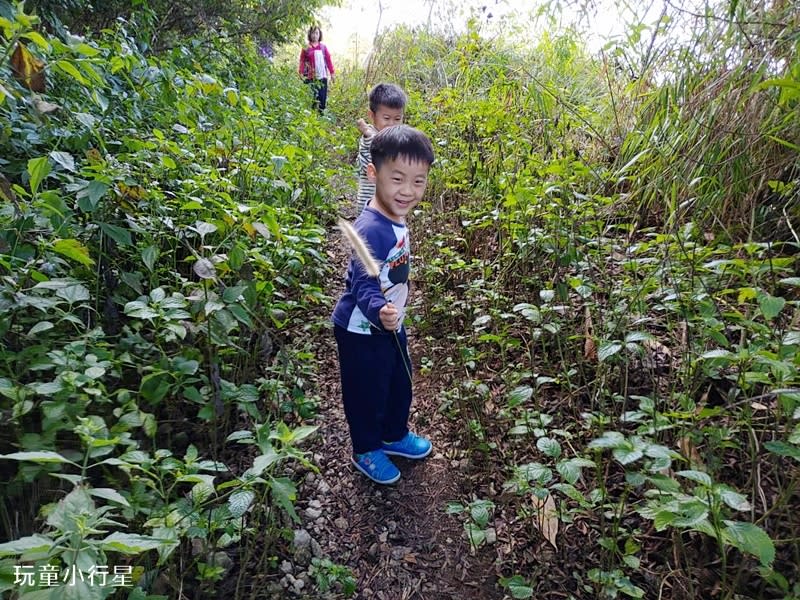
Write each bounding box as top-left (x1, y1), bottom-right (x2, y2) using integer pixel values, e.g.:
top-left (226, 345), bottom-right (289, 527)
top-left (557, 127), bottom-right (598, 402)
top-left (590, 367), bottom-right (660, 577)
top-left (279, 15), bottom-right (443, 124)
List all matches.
top-left (332, 125), bottom-right (434, 484)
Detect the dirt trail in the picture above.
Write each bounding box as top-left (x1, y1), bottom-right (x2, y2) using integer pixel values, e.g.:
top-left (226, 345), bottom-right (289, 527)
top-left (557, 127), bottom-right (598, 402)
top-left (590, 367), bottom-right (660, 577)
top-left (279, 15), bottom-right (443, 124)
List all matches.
top-left (288, 221), bottom-right (501, 600)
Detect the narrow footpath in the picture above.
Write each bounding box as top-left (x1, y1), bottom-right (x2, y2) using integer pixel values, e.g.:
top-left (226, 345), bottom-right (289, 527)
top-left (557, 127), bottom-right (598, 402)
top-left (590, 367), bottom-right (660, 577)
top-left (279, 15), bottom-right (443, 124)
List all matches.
top-left (283, 206), bottom-right (502, 600)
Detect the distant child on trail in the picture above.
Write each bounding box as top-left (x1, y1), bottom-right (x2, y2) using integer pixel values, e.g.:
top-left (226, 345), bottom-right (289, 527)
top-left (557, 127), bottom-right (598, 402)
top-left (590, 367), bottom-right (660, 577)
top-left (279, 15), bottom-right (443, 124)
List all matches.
top-left (298, 25), bottom-right (335, 113)
top-left (355, 83), bottom-right (407, 214)
top-left (332, 125), bottom-right (435, 485)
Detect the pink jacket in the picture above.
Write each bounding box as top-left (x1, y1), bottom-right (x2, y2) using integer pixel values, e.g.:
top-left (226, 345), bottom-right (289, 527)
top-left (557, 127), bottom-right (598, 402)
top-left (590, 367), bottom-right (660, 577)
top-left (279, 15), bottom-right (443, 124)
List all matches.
top-left (298, 43), bottom-right (334, 80)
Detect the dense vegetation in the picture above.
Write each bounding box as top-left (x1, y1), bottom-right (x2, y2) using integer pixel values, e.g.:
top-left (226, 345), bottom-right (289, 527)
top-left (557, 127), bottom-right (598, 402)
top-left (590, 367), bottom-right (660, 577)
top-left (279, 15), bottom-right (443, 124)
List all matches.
top-left (1, 0), bottom-right (799, 598)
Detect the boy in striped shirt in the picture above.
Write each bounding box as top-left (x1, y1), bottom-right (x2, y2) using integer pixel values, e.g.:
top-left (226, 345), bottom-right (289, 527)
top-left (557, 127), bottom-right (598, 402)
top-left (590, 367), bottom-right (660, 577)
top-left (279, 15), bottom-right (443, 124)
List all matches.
top-left (355, 83), bottom-right (407, 214)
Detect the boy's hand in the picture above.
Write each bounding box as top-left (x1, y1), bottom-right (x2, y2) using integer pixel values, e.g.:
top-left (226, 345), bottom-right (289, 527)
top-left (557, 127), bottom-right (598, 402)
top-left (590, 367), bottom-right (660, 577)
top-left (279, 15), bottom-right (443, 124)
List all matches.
top-left (379, 302), bottom-right (400, 331)
top-left (356, 119), bottom-right (375, 137)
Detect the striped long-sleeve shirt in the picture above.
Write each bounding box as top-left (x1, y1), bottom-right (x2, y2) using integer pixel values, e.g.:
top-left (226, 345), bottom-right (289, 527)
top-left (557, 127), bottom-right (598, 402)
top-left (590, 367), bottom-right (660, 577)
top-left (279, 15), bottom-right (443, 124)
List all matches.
top-left (356, 132), bottom-right (375, 213)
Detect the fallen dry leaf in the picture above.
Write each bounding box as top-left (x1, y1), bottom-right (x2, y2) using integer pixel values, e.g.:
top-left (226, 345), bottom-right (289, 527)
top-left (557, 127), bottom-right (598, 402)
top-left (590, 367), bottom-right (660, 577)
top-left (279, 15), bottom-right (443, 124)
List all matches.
top-left (33, 97), bottom-right (60, 113)
top-left (678, 436), bottom-right (705, 470)
top-left (532, 493), bottom-right (558, 550)
top-left (11, 42), bottom-right (46, 92)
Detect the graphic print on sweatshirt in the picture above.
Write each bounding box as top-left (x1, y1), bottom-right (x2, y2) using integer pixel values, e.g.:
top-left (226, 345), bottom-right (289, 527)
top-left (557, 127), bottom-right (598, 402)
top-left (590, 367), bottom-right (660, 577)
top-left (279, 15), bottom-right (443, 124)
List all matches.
top-left (344, 222), bottom-right (410, 334)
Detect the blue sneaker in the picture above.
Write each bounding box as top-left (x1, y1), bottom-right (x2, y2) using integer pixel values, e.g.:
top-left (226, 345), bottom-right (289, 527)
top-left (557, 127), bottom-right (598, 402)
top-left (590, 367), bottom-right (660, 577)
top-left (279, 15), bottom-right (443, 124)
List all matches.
top-left (351, 450), bottom-right (400, 484)
top-left (382, 432), bottom-right (432, 459)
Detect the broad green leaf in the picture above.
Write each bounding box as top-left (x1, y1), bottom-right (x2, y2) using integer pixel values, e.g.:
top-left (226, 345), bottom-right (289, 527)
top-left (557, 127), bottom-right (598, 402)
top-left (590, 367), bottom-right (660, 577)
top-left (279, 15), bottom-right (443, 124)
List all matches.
top-left (124, 300), bottom-right (158, 320)
top-left (624, 331), bottom-right (653, 343)
top-left (228, 489), bottom-right (255, 518)
top-left (464, 522), bottom-right (486, 548)
top-left (500, 575), bottom-right (533, 599)
top-left (100, 532), bottom-right (164, 554)
top-left (288, 425), bottom-right (318, 444)
top-left (89, 487), bottom-right (130, 507)
top-left (782, 331), bottom-right (800, 346)
top-left (516, 462), bottom-right (553, 484)
top-left (247, 450), bottom-right (281, 477)
top-left (615, 576), bottom-right (645, 598)
top-left (700, 349), bottom-right (733, 360)
top-left (0, 534), bottom-right (53, 557)
top-left (192, 221), bottom-right (217, 239)
top-left (84, 366), bottom-right (105, 379)
top-left (470, 503), bottom-right (491, 528)
top-left (722, 521), bottom-right (775, 567)
top-left (758, 292), bottom-right (785, 321)
top-left (22, 31), bottom-right (50, 51)
top-left (34, 380), bottom-right (64, 395)
top-left (556, 457), bottom-right (594, 484)
top-left (537, 437), bottom-right (561, 458)
top-left (269, 476), bottom-right (299, 522)
top-left (506, 385), bottom-right (533, 407)
top-left (0, 451), bottom-right (77, 465)
top-left (78, 180), bottom-right (109, 212)
top-left (598, 342), bottom-right (623, 362)
top-left (141, 245), bottom-right (158, 271)
top-left (27, 156), bottom-right (51, 195)
top-left (193, 258), bottom-right (216, 280)
top-left (613, 444), bottom-right (643, 465)
top-left (27, 321), bottom-right (54, 336)
top-left (99, 223), bottom-right (132, 246)
top-left (56, 284), bottom-right (90, 303)
top-left (764, 441), bottom-right (800, 462)
top-left (588, 431), bottom-right (626, 449)
top-left (229, 304), bottom-right (253, 327)
top-left (52, 238), bottom-right (94, 266)
top-left (49, 150), bottom-right (75, 172)
top-left (191, 480), bottom-right (214, 503)
top-left (74, 42), bottom-right (100, 56)
top-left (55, 59), bottom-right (89, 84)
top-left (789, 424), bottom-right (800, 445)
top-left (717, 487), bottom-right (751, 512)
top-left (676, 470), bottom-right (713, 486)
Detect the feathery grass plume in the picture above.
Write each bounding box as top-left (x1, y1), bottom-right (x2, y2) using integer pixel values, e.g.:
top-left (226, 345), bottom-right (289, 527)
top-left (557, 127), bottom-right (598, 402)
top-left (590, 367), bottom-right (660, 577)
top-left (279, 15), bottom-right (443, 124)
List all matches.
top-left (337, 218), bottom-right (381, 277)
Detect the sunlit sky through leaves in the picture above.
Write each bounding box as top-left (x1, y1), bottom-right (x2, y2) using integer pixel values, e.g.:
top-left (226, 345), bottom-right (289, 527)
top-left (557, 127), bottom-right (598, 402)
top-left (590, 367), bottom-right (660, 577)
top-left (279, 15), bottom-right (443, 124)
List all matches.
top-left (317, 0), bottom-right (668, 64)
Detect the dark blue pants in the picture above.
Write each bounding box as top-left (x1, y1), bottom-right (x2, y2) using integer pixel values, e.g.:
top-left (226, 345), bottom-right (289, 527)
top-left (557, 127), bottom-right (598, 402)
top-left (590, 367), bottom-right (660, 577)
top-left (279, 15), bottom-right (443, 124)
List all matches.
top-left (305, 78), bottom-right (328, 112)
top-left (334, 325), bottom-right (412, 454)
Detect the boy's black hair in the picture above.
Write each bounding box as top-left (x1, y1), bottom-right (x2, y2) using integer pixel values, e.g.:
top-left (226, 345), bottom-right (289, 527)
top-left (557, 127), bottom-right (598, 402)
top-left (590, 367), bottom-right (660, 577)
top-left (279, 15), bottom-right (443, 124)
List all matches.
top-left (368, 83), bottom-right (407, 113)
top-left (307, 26), bottom-right (322, 42)
top-left (370, 125), bottom-right (434, 171)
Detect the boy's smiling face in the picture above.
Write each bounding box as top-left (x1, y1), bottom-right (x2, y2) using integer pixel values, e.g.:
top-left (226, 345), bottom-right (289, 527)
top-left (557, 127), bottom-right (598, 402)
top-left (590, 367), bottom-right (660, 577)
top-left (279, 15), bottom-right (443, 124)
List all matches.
top-left (369, 104), bottom-right (404, 131)
top-left (367, 156), bottom-right (429, 223)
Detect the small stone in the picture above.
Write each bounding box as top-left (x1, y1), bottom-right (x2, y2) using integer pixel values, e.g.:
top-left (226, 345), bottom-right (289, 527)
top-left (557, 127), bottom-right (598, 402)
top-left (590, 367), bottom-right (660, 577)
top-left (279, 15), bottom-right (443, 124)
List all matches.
top-left (311, 538), bottom-right (323, 558)
top-left (292, 577), bottom-right (305, 593)
top-left (368, 542), bottom-right (379, 557)
top-left (209, 551), bottom-right (233, 575)
top-left (292, 529), bottom-right (313, 565)
top-left (309, 499), bottom-right (322, 509)
top-left (317, 480), bottom-right (331, 494)
top-left (280, 560), bottom-right (294, 574)
top-left (390, 546), bottom-right (411, 560)
top-left (334, 516), bottom-right (348, 530)
top-left (378, 531), bottom-right (388, 543)
top-left (305, 507), bottom-right (322, 519)
top-left (485, 527), bottom-right (497, 545)
top-left (387, 520), bottom-right (397, 532)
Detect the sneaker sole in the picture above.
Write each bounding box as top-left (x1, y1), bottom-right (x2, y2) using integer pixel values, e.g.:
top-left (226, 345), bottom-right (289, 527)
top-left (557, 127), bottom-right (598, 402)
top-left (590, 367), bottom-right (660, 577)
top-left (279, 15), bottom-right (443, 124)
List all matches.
top-left (382, 445), bottom-right (433, 459)
top-left (351, 457), bottom-right (400, 484)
